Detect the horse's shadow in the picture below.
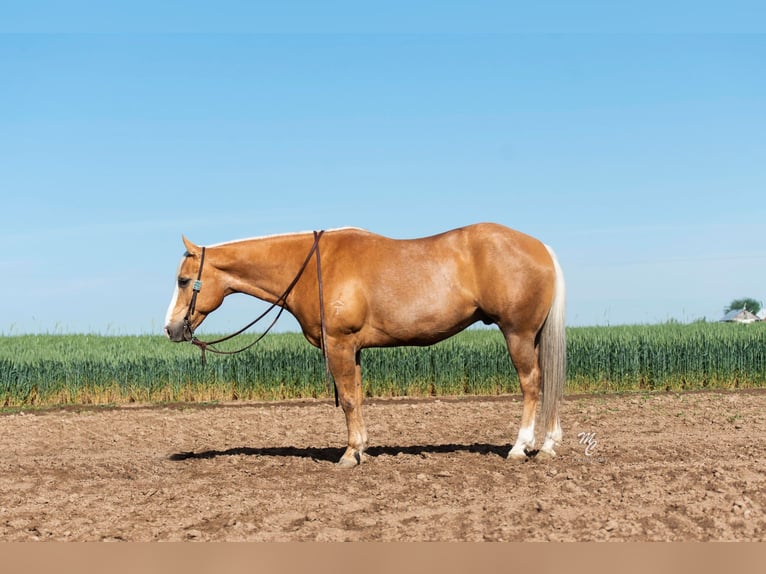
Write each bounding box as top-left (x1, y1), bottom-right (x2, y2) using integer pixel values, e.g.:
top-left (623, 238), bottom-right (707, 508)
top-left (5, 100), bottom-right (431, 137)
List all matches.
top-left (169, 442), bottom-right (515, 463)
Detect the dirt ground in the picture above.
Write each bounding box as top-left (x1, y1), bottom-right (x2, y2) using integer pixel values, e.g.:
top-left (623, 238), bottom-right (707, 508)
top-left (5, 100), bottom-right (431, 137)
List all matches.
top-left (1, 390), bottom-right (765, 542)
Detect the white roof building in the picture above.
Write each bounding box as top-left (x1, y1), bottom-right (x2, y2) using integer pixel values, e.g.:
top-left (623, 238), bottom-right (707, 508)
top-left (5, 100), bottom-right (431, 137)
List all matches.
top-left (721, 308), bottom-right (761, 324)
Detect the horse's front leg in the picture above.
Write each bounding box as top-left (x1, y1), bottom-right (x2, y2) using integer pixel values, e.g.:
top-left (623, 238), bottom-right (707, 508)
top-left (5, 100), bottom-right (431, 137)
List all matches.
top-left (327, 345), bottom-right (367, 468)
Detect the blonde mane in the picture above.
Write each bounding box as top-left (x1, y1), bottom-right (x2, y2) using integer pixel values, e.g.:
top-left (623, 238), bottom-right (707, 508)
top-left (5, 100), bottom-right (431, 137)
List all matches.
top-left (208, 227), bottom-right (365, 248)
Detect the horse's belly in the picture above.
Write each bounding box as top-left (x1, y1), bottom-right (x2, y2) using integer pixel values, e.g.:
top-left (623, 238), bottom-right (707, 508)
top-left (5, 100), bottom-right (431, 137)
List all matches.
top-left (363, 290), bottom-right (479, 346)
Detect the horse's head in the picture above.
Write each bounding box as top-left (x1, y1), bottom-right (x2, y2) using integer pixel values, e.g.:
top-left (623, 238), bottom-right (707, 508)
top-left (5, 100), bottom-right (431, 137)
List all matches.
top-left (164, 236), bottom-right (226, 342)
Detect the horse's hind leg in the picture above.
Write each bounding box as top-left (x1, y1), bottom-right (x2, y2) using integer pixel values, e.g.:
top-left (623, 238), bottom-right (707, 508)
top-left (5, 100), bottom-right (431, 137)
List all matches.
top-left (504, 330), bottom-right (542, 461)
top-left (327, 345), bottom-right (368, 468)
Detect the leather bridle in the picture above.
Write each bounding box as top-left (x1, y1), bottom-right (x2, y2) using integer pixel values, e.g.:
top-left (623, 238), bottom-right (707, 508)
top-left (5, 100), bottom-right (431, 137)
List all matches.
top-left (182, 245), bottom-right (206, 341)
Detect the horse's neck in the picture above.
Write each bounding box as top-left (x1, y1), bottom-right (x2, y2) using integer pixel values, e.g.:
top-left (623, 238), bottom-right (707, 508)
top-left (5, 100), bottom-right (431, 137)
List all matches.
top-left (215, 235), bottom-right (313, 304)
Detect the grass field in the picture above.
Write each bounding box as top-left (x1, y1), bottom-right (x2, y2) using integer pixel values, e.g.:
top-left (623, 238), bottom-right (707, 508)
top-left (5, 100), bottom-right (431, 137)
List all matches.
top-left (2, 322), bottom-right (766, 407)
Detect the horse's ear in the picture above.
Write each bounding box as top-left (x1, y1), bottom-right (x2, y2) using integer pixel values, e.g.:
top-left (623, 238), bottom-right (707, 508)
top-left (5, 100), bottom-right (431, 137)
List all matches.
top-left (182, 235), bottom-right (200, 256)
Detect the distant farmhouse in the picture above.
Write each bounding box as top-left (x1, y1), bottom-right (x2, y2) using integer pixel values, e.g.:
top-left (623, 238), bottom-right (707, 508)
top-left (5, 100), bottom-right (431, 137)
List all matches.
top-left (721, 308), bottom-right (762, 324)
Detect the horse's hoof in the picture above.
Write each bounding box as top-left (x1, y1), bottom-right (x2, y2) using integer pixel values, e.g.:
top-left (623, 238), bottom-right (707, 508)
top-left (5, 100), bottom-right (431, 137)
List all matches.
top-left (507, 450), bottom-right (529, 462)
top-left (536, 448), bottom-right (556, 460)
top-left (337, 450), bottom-right (362, 469)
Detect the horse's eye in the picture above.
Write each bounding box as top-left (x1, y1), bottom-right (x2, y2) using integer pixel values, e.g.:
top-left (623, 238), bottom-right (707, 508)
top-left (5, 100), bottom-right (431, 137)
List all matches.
top-left (178, 278), bottom-right (191, 289)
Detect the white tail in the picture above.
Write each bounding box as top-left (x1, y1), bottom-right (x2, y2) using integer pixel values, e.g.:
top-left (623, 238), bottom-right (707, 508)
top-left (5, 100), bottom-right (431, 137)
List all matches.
top-left (540, 245), bottom-right (566, 438)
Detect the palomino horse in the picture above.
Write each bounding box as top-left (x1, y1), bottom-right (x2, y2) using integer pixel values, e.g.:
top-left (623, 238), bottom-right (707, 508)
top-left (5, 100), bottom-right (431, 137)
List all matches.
top-left (164, 223), bottom-right (566, 468)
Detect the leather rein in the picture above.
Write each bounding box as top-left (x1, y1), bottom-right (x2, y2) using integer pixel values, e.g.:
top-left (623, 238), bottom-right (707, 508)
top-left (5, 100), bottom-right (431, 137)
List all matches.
top-left (184, 230), bottom-right (337, 405)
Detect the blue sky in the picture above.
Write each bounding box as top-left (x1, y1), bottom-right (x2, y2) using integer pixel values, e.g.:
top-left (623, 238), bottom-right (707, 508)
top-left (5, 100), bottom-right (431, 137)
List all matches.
top-left (2, 3), bottom-right (765, 335)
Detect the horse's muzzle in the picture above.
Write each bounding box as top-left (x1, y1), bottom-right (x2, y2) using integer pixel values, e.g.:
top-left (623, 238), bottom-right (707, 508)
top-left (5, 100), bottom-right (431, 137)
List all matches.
top-left (164, 321), bottom-right (193, 342)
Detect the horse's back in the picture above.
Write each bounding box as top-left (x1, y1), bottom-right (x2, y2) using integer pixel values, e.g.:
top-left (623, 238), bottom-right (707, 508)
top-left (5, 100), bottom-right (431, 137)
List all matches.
top-left (335, 222), bottom-right (553, 285)
top-left (333, 222), bottom-right (547, 257)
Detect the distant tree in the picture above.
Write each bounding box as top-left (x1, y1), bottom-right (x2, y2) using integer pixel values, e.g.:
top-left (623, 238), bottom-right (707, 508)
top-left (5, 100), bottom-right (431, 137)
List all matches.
top-left (725, 298), bottom-right (762, 315)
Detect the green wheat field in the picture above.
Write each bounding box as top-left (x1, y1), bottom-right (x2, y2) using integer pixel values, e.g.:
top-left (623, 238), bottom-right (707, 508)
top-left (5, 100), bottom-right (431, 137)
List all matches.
top-left (2, 322), bottom-right (766, 408)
